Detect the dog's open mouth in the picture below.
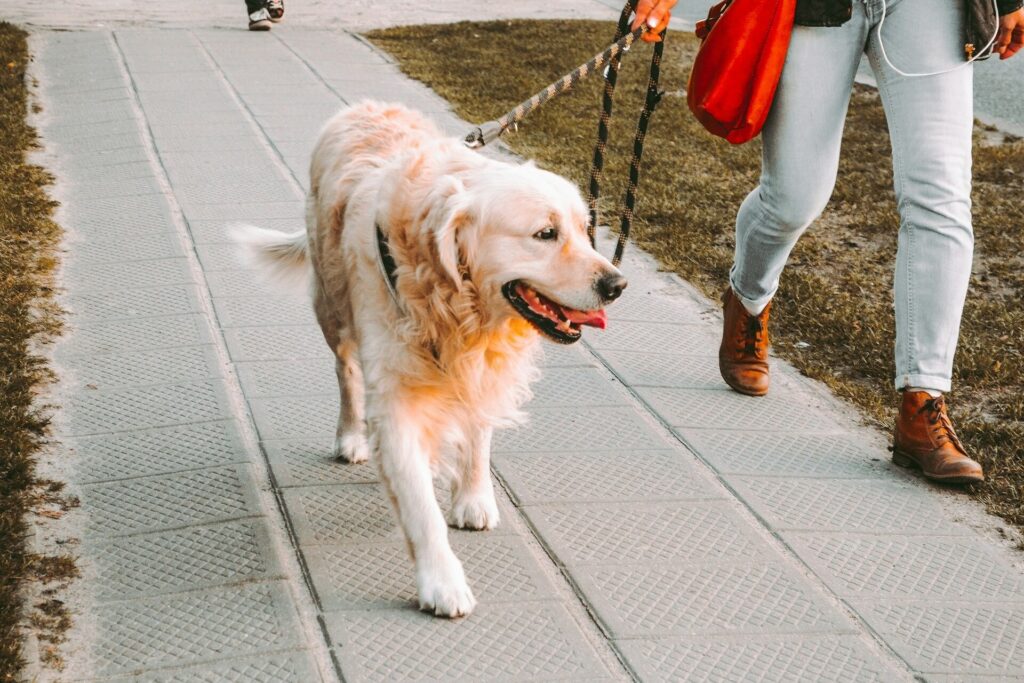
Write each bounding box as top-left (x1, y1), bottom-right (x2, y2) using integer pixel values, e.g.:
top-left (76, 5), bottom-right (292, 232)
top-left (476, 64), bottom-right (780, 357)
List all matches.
top-left (502, 281), bottom-right (607, 344)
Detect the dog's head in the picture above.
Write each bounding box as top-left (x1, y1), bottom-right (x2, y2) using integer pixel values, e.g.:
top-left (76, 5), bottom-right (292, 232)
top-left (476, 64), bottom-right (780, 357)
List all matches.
top-left (426, 160), bottom-right (626, 344)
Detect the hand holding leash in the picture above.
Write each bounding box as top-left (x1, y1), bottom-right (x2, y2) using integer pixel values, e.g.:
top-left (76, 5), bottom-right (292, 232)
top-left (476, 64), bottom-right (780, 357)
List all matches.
top-left (631, 0), bottom-right (678, 42)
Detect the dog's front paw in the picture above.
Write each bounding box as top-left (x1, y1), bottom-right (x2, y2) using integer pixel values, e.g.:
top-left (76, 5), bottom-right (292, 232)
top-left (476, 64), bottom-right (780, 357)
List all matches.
top-left (417, 552), bottom-right (477, 618)
top-left (333, 432), bottom-right (369, 464)
top-left (448, 488), bottom-right (500, 530)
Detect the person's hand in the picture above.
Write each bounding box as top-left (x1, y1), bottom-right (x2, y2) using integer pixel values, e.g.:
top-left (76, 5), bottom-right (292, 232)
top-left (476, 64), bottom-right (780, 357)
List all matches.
top-left (631, 0), bottom-right (679, 42)
top-left (994, 8), bottom-right (1024, 60)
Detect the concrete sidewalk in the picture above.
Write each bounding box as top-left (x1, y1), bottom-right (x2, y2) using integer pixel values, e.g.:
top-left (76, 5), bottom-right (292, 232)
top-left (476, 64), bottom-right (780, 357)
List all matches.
top-left (17, 11), bottom-right (1024, 683)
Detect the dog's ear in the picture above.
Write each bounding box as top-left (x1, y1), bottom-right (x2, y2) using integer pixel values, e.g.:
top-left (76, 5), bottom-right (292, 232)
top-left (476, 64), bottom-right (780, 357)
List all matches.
top-left (427, 175), bottom-right (469, 289)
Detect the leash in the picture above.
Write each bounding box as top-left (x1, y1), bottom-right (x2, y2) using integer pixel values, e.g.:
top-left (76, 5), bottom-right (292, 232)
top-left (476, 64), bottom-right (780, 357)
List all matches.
top-left (463, 0), bottom-right (665, 267)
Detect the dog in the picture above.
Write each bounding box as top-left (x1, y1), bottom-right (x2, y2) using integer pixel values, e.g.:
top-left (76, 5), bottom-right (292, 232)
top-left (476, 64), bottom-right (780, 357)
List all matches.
top-left (234, 101), bottom-right (626, 617)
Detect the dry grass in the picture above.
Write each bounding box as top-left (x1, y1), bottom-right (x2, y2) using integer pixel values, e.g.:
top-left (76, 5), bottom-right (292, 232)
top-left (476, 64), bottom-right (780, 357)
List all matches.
top-left (0, 21), bottom-right (76, 681)
top-left (368, 21), bottom-right (1024, 527)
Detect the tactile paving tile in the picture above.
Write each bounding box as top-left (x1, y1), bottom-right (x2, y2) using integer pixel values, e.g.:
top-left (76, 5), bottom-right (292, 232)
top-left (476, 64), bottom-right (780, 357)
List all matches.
top-left (89, 519), bottom-right (279, 602)
top-left (170, 174), bottom-right (297, 211)
top-left (284, 484), bottom-right (399, 546)
top-left (115, 651), bottom-right (319, 682)
top-left (851, 600), bottom-right (1024, 675)
top-left (524, 501), bottom-right (768, 566)
top-left (44, 117), bottom-right (140, 144)
top-left (190, 218), bottom-right (304, 246)
top-left (66, 233), bottom-right (185, 265)
top-left (68, 380), bottom-right (232, 436)
top-left (636, 387), bottom-right (845, 432)
top-left (305, 533), bottom-right (554, 611)
top-left (537, 341), bottom-right (598, 367)
top-left (235, 359), bottom-right (337, 398)
top-left (597, 349), bottom-right (726, 391)
top-left (285, 482), bottom-right (514, 546)
top-left (607, 290), bottom-right (709, 324)
top-left (730, 477), bottom-right (967, 534)
top-left (53, 137), bottom-right (154, 167)
top-left (184, 200), bottom-right (305, 222)
top-left (73, 420), bottom-right (247, 483)
top-left (66, 285), bottom-right (205, 323)
top-left (262, 439), bottom-right (379, 487)
top-left (575, 561), bottom-right (853, 638)
top-left (785, 533), bottom-right (1024, 599)
top-left (679, 429), bottom-right (894, 478)
top-left (68, 345), bottom-right (222, 390)
top-left (617, 634), bottom-right (899, 683)
top-left (195, 243), bottom-right (259, 272)
top-left (213, 296), bottom-right (316, 328)
top-left (222, 325), bottom-right (328, 362)
top-left (91, 582), bottom-right (302, 677)
top-left (203, 270), bottom-right (280, 298)
top-left (278, 29), bottom-right (392, 67)
top-left (585, 321), bottom-right (719, 353)
top-left (493, 405), bottom-right (670, 452)
top-left (248, 395), bottom-right (337, 440)
top-left (65, 175), bottom-right (163, 203)
top-left (65, 194), bottom-right (175, 236)
top-left (66, 257), bottom-right (196, 292)
top-left (59, 314), bottom-right (213, 357)
top-left (325, 602), bottom-right (609, 682)
top-left (79, 465), bottom-right (259, 537)
top-left (493, 449), bottom-right (715, 504)
top-left (526, 367), bottom-right (631, 408)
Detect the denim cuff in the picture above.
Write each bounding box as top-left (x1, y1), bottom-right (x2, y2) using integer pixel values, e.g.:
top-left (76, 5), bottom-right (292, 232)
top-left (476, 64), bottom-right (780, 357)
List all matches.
top-left (895, 373), bottom-right (952, 394)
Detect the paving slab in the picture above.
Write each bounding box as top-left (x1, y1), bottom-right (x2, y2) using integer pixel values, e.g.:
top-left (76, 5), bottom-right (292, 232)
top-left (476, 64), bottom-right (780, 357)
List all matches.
top-left (19, 8), bottom-right (1024, 683)
top-left (616, 634), bottom-right (904, 683)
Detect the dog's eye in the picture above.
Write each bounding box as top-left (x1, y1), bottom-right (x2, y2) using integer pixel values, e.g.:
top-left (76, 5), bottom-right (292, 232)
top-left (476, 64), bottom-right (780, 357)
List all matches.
top-left (533, 227), bottom-right (558, 241)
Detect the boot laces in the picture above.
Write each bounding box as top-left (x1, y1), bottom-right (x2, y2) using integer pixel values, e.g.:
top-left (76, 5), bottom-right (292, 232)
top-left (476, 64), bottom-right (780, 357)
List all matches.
top-left (736, 313), bottom-right (764, 357)
top-left (919, 396), bottom-right (966, 453)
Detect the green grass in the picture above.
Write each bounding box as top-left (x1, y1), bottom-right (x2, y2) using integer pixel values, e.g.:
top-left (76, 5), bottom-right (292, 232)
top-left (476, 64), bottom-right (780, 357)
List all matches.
top-left (368, 21), bottom-right (1024, 528)
top-left (0, 21), bottom-right (75, 681)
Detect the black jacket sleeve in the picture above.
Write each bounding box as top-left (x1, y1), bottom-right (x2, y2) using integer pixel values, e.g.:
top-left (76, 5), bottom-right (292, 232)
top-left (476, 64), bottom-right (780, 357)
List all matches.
top-left (998, 0), bottom-right (1023, 15)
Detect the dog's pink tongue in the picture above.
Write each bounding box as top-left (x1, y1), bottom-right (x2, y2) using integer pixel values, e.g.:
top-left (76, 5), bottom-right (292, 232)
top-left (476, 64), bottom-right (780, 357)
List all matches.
top-left (564, 308), bottom-right (607, 330)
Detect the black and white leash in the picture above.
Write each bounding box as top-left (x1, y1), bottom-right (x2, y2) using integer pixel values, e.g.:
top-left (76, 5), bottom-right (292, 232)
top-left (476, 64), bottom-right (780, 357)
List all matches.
top-left (464, 0), bottom-right (665, 267)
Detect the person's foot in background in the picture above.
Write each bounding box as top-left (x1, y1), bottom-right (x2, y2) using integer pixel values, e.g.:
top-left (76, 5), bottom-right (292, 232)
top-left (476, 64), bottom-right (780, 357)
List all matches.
top-left (247, 1), bottom-right (273, 30)
top-left (267, 0), bottom-right (285, 23)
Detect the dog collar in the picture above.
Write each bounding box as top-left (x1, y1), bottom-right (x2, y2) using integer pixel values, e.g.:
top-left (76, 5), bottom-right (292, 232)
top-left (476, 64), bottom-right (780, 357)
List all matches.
top-left (375, 223), bottom-right (402, 309)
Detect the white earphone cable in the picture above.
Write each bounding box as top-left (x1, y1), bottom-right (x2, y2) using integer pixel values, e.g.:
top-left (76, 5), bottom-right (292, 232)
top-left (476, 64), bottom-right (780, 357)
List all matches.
top-left (876, 0), bottom-right (1001, 77)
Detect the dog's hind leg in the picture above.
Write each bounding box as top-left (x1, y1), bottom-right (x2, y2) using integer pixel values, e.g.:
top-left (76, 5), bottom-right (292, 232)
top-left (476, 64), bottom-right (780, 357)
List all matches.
top-left (312, 279), bottom-right (369, 464)
top-left (448, 425), bottom-right (499, 531)
top-left (332, 337), bottom-right (369, 464)
top-left (375, 404), bottom-right (477, 618)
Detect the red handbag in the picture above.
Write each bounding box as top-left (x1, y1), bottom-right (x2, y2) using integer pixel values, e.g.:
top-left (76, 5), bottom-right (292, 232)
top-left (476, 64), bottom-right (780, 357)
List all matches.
top-left (687, 0), bottom-right (797, 144)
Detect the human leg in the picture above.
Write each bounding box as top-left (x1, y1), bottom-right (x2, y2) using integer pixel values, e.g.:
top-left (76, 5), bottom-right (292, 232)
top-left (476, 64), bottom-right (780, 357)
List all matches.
top-left (722, 5), bottom-right (869, 395)
top-left (866, 0), bottom-right (982, 482)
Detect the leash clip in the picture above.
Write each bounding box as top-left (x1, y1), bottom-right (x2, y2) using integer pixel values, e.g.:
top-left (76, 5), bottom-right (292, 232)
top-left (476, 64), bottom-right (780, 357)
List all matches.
top-left (464, 120), bottom-right (503, 149)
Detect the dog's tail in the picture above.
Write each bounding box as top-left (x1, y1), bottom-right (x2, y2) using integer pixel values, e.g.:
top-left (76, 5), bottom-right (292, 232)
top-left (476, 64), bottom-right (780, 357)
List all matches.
top-left (230, 224), bottom-right (310, 286)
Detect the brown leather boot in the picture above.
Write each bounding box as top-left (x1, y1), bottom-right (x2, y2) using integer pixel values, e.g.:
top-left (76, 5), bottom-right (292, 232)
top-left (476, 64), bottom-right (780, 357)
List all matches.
top-left (892, 391), bottom-right (984, 484)
top-left (718, 287), bottom-right (770, 396)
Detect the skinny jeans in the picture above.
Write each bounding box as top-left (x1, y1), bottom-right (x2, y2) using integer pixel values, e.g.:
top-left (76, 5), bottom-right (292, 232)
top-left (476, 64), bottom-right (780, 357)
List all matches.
top-left (730, 0), bottom-right (974, 392)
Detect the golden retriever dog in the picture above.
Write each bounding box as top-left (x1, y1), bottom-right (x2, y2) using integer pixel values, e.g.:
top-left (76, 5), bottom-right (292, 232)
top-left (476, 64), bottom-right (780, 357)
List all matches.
top-left (234, 101), bottom-right (626, 617)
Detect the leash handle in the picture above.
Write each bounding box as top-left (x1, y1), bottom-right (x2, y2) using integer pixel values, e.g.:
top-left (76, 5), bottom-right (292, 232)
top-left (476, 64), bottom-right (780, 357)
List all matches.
top-left (463, 24), bottom-right (647, 149)
top-left (587, 0), bottom-right (664, 267)
top-left (586, 0), bottom-right (636, 249)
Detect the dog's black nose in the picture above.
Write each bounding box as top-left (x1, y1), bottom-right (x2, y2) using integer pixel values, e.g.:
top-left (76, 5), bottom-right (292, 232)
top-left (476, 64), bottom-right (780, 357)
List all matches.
top-left (597, 273), bottom-right (628, 303)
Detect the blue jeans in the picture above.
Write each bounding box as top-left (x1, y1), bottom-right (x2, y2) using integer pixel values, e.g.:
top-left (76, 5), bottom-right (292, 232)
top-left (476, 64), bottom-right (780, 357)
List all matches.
top-left (730, 0), bottom-right (974, 392)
